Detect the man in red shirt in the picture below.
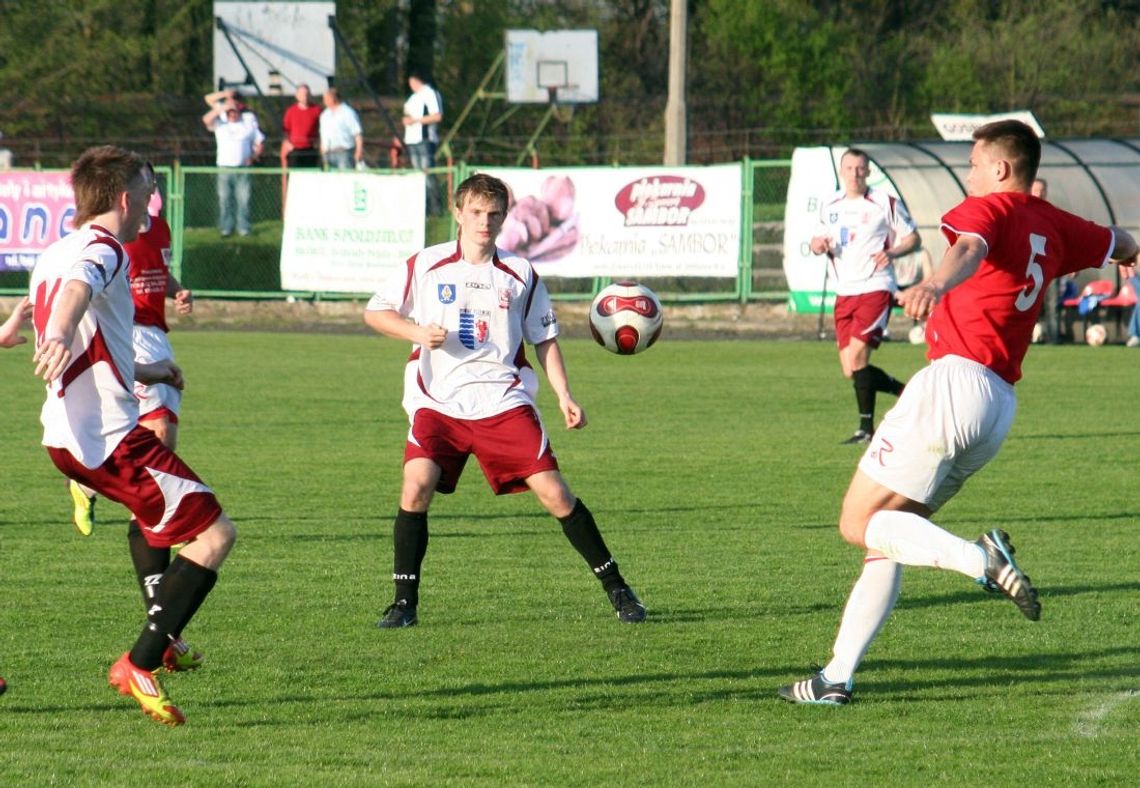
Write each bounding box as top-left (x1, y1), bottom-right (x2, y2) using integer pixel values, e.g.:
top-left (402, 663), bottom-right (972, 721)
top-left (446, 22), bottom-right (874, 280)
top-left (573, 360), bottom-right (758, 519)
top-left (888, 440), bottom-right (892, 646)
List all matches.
top-left (780, 120), bottom-right (1138, 705)
top-left (281, 84), bottom-right (322, 169)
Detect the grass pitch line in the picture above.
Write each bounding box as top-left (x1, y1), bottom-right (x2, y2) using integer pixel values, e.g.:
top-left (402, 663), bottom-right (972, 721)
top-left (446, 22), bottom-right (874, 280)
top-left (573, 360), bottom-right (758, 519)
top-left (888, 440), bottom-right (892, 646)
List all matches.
top-left (1073, 690), bottom-right (1139, 738)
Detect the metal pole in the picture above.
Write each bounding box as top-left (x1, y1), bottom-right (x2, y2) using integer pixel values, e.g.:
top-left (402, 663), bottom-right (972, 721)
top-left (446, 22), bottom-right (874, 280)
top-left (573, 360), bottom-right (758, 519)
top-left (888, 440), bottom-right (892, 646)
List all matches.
top-left (663, 0), bottom-right (687, 165)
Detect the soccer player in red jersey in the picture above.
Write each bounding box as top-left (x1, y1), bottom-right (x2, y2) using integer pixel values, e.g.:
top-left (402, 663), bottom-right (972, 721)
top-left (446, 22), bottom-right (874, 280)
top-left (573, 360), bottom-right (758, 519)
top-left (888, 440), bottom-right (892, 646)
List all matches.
top-left (781, 120), bottom-right (1138, 705)
top-left (31, 146), bottom-right (236, 725)
top-left (365, 173), bottom-right (645, 628)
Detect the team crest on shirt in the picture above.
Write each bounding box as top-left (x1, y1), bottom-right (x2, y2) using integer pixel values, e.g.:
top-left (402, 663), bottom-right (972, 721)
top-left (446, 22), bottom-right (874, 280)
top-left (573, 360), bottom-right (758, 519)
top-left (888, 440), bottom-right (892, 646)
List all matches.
top-left (438, 284), bottom-right (456, 304)
top-left (458, 309), bottom-right (490, 349)
top-left (498, 288), bottom-right (512, 309)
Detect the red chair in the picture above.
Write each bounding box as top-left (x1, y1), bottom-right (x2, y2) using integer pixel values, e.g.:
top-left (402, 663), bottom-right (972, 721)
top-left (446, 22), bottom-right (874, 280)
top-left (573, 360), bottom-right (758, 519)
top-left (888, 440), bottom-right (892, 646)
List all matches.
top-left (1100, 279), bottom-right (1137, 341)
top-left (1061, 279), bottom-right (1115, 340)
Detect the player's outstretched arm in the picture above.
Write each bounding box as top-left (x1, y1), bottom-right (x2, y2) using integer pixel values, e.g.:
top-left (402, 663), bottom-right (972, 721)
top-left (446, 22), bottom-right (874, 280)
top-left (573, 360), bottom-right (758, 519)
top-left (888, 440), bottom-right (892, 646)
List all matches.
top-left (33, 281), bottom-right (92, 381)
top-left (364, 308), bottom-right (448, 349)
top-left (534, 338), bottom-right (586, 430)
top-left (1109, 227), bottom-right (1138, 266)
top-left (0, 296), bottom-right (31, 348)
top-left (897, 235), bottom-right (987, 320)
top-left (136, 360), bottom-right (184, 390)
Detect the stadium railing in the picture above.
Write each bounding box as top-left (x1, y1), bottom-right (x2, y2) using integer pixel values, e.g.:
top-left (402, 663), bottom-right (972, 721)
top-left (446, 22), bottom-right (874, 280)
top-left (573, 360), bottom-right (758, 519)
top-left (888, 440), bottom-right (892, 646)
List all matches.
top-left (0, 160), bottom-right (792, 304)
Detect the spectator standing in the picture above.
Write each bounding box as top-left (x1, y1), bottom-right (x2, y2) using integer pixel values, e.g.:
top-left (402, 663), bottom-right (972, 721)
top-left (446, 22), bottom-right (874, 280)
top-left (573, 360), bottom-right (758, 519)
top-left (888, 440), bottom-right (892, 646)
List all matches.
top-left (202, 92), bottom-right (264, 237)
top-left (281, 84), bottom-right (322, 169)
top-left (319, 87), bottom-right (364, 170)
top-left (809, 148), bottom-right (921, 444)
top-left (402, 69), bottom-right (444, 213)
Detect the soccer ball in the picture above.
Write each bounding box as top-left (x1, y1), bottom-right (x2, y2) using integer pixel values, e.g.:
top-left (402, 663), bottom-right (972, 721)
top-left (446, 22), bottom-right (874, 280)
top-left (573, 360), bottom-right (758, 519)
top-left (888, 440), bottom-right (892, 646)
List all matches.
top-left (589, 281), bottom-right (663, 355)
top-left (1085, 323), bottom-right (1108, 346)
top-left (907, 323), bottom-right (925, 345)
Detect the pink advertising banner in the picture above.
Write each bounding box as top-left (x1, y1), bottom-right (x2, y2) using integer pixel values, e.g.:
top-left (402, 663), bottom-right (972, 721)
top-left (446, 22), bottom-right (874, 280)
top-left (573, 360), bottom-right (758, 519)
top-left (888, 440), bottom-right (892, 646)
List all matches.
top-left (0, 171), bottom-right (76, 272)
top-left (481, 164), bottom-right (743, 278)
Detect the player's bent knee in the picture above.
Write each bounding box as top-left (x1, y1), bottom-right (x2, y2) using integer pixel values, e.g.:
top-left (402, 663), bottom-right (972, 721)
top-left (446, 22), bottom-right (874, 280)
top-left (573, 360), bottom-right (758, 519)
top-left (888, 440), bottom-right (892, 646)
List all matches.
top-left (837, 514), bottom-right (869, 548)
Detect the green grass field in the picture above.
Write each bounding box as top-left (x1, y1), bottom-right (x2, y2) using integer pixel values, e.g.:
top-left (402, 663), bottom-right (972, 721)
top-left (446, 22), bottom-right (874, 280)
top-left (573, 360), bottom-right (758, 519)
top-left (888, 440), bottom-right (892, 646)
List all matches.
top-left (1, 332), bottom-right (1137, 785)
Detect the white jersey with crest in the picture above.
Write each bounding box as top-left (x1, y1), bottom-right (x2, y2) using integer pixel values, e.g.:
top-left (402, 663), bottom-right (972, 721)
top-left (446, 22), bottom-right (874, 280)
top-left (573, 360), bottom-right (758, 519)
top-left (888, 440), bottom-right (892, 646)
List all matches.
top-left (817, 187), bottom-right (917, 296)
top-left (366, 240), bottom-right (560, 420)
top-left (30, 223), bottom-right (139, 468)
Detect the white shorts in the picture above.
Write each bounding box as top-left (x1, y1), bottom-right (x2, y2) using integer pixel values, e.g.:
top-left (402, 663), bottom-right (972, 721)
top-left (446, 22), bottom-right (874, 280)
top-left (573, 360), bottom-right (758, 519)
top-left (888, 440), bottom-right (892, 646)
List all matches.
top-left (858, 355), bottom-right (1016, 511)
top-left (133, 324), bottom-right (181, 421)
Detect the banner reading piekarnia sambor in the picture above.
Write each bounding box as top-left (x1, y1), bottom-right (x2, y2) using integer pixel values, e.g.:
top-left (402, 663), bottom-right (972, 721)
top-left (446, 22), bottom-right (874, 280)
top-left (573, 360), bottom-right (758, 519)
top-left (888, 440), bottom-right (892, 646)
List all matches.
top-left (481, 164), bottom-right (742, 278)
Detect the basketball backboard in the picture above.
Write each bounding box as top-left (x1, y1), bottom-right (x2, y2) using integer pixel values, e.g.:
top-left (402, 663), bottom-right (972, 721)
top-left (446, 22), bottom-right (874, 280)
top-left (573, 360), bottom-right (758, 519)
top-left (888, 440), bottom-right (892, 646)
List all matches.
top-left (213, 1), bottom-right (336, 95)
top-left (505, 30), bottom-right (599, 104)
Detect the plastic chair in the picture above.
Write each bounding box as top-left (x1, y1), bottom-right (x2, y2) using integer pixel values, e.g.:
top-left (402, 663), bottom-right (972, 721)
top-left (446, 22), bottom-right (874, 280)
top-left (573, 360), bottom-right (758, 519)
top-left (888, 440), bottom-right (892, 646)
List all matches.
top-left (1061, 279), bottom-right (1115, 340)
top-left (1100, 279), bottom-right (1137, 341)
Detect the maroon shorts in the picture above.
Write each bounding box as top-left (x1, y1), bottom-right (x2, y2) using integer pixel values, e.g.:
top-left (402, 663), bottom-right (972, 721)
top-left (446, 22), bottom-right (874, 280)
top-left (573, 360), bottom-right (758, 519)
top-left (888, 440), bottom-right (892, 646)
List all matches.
top-left (405, 405), bottom-right (560, 495)
top-left (834, 291), bottom-right (893, 350)
top-left (47, 425), bottom-right (223, 548)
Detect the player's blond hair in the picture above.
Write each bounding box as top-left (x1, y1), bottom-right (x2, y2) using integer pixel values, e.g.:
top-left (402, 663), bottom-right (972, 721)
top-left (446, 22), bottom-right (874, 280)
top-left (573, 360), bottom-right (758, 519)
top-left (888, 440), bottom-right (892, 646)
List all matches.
top-left (454, 173), bottom-right (509, 213)
top-left (70, 145), bottom-right (147, 228)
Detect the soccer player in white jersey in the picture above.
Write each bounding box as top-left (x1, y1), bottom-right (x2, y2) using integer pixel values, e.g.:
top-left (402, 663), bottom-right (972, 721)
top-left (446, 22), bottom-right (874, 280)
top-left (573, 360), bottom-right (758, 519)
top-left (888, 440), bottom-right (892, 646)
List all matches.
top-left (30, 146), bottom-right (237, 726)
top-left (365, 173), bottom-right (646, 627)
top-left (810, 149), bottom-right (921, 444)
top-left (781, 121), bottom-right (1139, 705)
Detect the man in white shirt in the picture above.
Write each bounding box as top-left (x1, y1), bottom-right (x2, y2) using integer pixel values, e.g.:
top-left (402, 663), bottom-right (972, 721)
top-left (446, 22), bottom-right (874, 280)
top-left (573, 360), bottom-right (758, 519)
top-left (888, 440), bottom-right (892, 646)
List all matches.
top-left (810, 148), bottom-right (921, 444)
top-left (364, 173), bottom-right (646, 629)
top-left (30, 145), bottom-right (237, 726)
top-left (319, 87), bottom-right (364, 170)
top-left (402, 69), bottom-right (443, 213)
top-left (201, 92), bottom-right (264, 236)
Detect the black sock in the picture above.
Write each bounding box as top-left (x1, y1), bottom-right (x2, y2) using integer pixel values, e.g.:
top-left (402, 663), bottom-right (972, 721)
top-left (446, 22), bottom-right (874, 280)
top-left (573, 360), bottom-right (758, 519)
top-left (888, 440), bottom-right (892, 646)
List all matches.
top-left (127, 519), bottom-right (171, 613)
top-left (558, 499), bottom-right (625, 592)
top-left (129, 555), bottom-right (218, 670)
top-left (852, 367), bottom-right (876, 433)
top-left (866, 364), bottom-right (905, 396)
top-left (392, 509), bottom-right (429, 606)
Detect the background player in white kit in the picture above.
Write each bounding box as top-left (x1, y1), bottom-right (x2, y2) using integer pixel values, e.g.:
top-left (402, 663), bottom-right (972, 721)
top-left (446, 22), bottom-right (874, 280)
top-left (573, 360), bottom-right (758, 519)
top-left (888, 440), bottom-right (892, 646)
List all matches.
top-left (30, 145), bottom-right (236, 725)
top-left (365, 173), bottom-right (646, 628)
top-left (810, 149), bottom-right (921, 444)
top-left (781, 121), bottom-right (1138, 705)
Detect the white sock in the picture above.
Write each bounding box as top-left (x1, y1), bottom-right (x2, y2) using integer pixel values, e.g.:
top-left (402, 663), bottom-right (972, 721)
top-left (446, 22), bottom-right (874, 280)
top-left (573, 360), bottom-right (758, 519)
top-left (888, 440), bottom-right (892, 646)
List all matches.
top-left (864, 510), bottom-right (985, 579)
top-left (823, 556), bottom-right (901, 686)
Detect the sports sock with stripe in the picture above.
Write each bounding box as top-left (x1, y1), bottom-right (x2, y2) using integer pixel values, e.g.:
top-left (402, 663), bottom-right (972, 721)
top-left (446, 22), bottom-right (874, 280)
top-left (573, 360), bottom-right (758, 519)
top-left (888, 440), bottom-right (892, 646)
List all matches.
top-left (127, 519), bottom-right (171, 612)
top-left (823, 555), bottom-right (901, 686)
top-left (558, 498), bottom-right (625, 593)
top-left (129, 555), bottom-right (218, 670)
top-left (851, 366), bottom-right (876, 433)
top-left (864, 510), bottom-right (985, 579)
top-left (392, 509), bottom-right (429, 606)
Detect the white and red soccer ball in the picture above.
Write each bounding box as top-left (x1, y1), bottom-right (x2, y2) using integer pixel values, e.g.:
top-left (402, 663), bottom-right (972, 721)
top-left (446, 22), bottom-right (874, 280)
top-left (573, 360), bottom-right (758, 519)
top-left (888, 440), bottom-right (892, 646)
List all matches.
top-left (589, 281), bottom-right (663, 355)
top-left (1085, 323), bottom-right (1108, 346)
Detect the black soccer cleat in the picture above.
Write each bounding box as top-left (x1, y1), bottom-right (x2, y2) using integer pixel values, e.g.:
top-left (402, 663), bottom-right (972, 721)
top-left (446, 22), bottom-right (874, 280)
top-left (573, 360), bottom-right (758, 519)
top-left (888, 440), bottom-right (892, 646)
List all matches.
top-left (377, 599), bottom-right (418, 629)
top-left (976, 529), bottom-right (1041, 621)
top-left (841, 429), bottom-right (873, 445)
top-left (607, 586), bottom-right (647, 623)
top-left (778, 671), bottom-right (852, 706)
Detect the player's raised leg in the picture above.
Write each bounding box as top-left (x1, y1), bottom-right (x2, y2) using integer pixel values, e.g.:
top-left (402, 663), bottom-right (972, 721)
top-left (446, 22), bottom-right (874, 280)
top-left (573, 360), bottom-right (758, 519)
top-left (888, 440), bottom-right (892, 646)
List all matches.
top-left (527, 470), bottom-right (646, 623)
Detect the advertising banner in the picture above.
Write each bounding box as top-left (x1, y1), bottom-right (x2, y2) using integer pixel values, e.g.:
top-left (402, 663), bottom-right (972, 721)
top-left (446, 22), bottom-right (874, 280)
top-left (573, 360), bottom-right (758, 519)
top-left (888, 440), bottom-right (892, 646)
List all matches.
top-left (279, 171), bottom-right (425, 293)
top-left (0, 171), bottom-right (76, 271)
top-left (482, 164), bottom-right (742, 278)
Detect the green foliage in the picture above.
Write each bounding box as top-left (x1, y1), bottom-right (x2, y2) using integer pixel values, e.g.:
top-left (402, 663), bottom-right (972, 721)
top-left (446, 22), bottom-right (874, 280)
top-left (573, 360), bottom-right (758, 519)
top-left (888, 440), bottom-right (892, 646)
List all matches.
top-left (1, 334), bottom-right (1139, 782)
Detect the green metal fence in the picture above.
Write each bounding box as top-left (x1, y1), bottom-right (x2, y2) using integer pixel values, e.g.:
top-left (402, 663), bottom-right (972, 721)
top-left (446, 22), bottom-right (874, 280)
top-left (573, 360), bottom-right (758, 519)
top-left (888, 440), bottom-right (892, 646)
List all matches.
top-left (1, 161), bottom-right (792, 303)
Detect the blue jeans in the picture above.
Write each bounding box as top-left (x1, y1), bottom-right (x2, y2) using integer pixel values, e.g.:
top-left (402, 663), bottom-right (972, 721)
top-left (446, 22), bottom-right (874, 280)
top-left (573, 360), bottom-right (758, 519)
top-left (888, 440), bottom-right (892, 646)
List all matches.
top-left (1129, 276), bottom-right (1140, 339)
top-left (407, 141), bottom-right (441, 214)
top-left (216, 168), bottom-right (252, 235)
top-left (325, 149), bottom-right (354, 170)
